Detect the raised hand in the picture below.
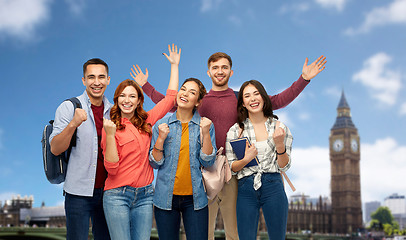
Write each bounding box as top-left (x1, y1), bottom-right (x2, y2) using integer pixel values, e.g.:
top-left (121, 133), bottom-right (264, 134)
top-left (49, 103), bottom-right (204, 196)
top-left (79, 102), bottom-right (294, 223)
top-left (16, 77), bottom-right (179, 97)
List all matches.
top-left (130, 64), bottom-right (149, 86)
top-left (301, 55), bottom-right (327, 80)
top-left (72, 109), bottom-right (87, 128)
top-left (103, 118), bottom-right (117, 136)
top-left (273, 121), bottom-right (285, 149)
top-left (158, 123), bottom-right (170, 141)
top-left (163, 43), bottom-right (181, 65)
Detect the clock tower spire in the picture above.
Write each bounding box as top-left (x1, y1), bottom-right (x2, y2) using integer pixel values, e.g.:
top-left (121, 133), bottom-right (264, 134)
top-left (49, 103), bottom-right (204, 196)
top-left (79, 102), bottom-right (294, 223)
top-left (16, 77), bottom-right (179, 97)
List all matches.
top-left (329, 91), bottom-right (363, 233)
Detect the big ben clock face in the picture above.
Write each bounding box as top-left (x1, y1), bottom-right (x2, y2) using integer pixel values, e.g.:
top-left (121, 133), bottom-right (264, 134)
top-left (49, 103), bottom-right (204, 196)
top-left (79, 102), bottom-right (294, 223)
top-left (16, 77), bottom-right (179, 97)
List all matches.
top-left (333, 139), bottom-right (344, 152)
top-left (351, 139), bottom-right (358, 152)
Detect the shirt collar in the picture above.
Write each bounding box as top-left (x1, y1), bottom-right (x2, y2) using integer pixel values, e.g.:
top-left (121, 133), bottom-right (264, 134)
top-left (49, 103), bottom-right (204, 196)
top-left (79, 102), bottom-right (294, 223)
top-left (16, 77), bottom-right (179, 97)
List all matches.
top-left (168, 109), bottom-right (201, 125)
top-left (81, 90), bottom-right (113, 113)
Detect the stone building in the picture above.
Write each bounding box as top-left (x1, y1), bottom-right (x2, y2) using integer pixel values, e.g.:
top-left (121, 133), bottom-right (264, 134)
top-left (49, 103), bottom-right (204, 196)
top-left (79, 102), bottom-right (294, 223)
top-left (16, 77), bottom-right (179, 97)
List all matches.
top-left (0, 195), bottom-right (65, 227)
top-left (0, 195), bottom-right (33, 227)
top-left (329, 91), bottom-right (363, 233)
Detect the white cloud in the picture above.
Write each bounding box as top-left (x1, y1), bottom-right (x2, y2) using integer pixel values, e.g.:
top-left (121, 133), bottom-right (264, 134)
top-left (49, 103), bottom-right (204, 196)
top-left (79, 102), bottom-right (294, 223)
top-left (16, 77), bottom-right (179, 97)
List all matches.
top-left (315, 0), bottom-right (347, 11)
top-left (64, 0), bottom-right (86, 15)
top-left (229, 85), bottom-right (240, 92)
top-left (352, 53), bottom-right (402, 106)
top-left (200, 0), bottom-right (223, 12)
top-left (345, 0), bottom-right (406, 35)
top-left (280, 0), bottom-right (346, 14)
top-left (287, 146), bottom-right (330, 198)
top-left (323, 86), bottom-right (341, 99)
top-left (279, 3), bottom-right (310, 14)
top-left (286, 138), bottom-right (406, 203)
top-left (298, 112), bottom-right (311, 121)
top-left (0, 192), bottom-right (19, 206)
top-left (228, 15), bottom-right (242, 26)
top-left (0, 0), bottom-right (51, 40)
top-left (276, 111), bottom-right (294, 128)
top-left (360, 138), bottom-right (406, 202)
top-left (400, 103), bottom-right (406, 115)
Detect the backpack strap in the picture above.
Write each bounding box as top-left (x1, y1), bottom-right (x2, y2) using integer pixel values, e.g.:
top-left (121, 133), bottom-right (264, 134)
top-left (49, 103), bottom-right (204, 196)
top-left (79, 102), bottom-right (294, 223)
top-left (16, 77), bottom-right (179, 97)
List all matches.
top-left (65, 97), bottom-right (82, 161)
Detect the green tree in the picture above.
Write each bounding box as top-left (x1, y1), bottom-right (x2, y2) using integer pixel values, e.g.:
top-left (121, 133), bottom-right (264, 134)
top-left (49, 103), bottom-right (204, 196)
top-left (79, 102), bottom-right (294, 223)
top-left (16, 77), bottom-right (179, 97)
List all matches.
top-left (369, 219), bottom-right (383, 230)
top-left (383, 223), bottom-right (393, 236)
top-left (369, 207), bottom-right (402, 236)
top-left (371, 207), bottom-right (394, 225)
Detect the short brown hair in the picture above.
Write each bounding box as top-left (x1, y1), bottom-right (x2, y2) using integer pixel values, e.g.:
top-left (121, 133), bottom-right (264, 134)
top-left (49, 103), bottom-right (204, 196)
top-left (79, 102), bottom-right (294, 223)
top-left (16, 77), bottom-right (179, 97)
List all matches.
top-left (83, 58), bottom-right (109, 76)
top-left (207, 52), bottom-right (232, 69)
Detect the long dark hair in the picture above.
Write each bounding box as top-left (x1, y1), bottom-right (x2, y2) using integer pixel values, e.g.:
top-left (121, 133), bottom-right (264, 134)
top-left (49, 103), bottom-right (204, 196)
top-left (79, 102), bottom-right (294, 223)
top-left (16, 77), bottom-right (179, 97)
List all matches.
top-left (237, 80), bottom-right (278, 131)
top-left (110, 79), bottom-right (151, 135)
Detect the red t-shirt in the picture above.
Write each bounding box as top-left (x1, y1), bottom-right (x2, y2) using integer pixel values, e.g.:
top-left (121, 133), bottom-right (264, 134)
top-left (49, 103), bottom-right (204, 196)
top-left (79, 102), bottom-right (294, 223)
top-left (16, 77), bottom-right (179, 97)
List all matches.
top-left (91, 103), bottom-right (107, 189)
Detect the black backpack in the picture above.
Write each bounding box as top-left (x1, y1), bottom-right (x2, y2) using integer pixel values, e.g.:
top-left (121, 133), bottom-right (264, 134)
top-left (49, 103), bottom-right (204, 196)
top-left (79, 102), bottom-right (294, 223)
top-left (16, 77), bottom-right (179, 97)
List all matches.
top-left (41, 97), bottom-right (82, 184)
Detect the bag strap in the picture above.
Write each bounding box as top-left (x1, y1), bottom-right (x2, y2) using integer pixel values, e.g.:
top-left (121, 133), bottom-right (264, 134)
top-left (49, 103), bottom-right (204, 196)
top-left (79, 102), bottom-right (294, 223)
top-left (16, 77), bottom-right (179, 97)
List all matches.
top-left (233, 91), bottom-right (239, 99)
top-left (65, 97), bottom-right (82, 162)
top-left (273, 120), bottom-right (296, 192)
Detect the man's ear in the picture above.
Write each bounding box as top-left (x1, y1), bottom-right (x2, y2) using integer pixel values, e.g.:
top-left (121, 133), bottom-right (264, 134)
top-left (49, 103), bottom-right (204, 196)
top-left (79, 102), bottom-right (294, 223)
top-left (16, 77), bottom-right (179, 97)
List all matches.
top-left (230, 69), bottom-right (234, 77)
top-left (207, 70), bottom-right (211, 78)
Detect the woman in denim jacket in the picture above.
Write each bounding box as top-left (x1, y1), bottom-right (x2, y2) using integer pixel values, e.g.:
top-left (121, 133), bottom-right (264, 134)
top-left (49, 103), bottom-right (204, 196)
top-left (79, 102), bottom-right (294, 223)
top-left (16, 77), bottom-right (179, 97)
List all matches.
top-left (149, 78), bottom-right (216, 240)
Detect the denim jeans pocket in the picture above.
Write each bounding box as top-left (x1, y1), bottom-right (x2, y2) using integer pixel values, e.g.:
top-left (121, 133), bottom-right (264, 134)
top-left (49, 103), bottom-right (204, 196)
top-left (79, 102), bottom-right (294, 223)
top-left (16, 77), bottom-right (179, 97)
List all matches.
top-left (145, 184), bottom-right (155, 196)
top-left (263, 173), bottom-right (282, 184)
top-left (237, 176), bottom-right (249, 189)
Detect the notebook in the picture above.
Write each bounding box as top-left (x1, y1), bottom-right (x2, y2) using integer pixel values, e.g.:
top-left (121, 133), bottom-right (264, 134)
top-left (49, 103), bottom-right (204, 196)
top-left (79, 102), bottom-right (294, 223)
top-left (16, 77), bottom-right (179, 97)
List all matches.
top-left (229, 137), bottom-right (259, 167)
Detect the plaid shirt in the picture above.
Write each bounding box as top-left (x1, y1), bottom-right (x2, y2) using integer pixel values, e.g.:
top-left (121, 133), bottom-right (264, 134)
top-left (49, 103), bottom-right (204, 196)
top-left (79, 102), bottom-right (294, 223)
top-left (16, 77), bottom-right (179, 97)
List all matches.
top-left (225, 117), bottom-right (293, 190)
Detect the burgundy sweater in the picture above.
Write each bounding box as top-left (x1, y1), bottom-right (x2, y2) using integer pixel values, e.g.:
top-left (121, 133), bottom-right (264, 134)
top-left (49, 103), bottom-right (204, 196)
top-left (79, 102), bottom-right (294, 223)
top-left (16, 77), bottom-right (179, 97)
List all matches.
top-left (142, 75), bottom-right (309, 150)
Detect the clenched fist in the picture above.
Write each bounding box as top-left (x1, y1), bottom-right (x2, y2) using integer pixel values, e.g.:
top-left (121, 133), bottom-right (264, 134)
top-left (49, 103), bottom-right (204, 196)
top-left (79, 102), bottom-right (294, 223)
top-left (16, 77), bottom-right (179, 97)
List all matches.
top-left (103, 118), bottom-right (117, 136)
top-left (200, 117), bottom-right (212, 136)
top-left (273, 121), bottom-right (285, 149)
top-left (72, 108), bottom-right (87, 128)
top-left (158, 123), bottom-right (170, 141)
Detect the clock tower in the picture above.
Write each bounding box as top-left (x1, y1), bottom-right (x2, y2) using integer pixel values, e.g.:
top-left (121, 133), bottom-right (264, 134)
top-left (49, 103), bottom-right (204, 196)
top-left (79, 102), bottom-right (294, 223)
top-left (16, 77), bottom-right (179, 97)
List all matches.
top-left (329, 91), bottom-right (363, 233)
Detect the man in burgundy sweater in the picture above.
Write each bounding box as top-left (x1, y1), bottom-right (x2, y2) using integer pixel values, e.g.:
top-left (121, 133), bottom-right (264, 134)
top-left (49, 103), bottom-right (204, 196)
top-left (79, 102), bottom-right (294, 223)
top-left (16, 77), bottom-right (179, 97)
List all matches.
top-left (136, 52), bottom-right (326, 240)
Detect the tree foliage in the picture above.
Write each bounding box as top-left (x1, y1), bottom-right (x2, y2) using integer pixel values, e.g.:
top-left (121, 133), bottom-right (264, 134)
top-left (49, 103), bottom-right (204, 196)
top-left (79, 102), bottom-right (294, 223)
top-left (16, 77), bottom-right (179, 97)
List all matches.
top-left (369, 206), bottom-right (404, 236)
top-left (371, 206), bottom-right (394, 225)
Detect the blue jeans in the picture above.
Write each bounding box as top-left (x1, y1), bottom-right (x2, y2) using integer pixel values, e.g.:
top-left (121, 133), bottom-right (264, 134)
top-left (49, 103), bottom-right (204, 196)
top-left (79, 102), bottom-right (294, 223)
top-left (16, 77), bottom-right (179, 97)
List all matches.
top-left (236, 173), bottom-right (288, 240)
top-left (154, 195), bottom-right (208, 240)
top-left (103, 184), bottom-right (154, 240)
top-left (65, 188), bottom-right (110, 240)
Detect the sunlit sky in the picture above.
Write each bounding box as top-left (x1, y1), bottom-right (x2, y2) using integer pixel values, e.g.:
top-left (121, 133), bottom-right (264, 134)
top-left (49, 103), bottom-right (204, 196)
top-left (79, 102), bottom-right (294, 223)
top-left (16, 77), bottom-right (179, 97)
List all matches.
top-left (0, 0), bottom-right (405, 220)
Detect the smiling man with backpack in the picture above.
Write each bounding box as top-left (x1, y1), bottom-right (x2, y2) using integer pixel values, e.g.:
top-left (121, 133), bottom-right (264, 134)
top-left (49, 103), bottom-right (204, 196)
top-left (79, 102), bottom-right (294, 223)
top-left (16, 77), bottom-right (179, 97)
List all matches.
top-left (49, 58), bottom-right (112, 240)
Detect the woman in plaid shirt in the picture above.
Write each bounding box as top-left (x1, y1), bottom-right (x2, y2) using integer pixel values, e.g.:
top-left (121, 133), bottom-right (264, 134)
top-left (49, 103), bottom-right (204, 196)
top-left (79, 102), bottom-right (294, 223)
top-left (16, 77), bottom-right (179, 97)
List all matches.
top-left (225, 80), bottom-right (293, 240)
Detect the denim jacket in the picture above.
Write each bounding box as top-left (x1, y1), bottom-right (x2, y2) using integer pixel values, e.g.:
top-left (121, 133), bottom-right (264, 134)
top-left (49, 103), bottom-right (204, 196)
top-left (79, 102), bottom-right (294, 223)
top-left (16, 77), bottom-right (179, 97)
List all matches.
top-left (149, 110), bottom-right (216, 210)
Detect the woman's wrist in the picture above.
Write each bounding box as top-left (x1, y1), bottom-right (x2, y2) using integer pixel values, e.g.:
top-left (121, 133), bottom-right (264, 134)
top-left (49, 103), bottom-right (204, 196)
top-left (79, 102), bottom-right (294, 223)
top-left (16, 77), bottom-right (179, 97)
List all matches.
top-left (276, 147), bottom-right (286, 155)
top-left (153, 145), bottom-right (164, 153)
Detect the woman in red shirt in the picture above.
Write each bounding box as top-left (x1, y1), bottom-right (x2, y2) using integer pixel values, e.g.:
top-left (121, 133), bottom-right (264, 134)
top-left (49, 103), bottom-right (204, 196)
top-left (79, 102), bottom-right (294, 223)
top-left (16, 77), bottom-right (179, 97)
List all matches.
top-left (101, 44), bottom-right (180, 240)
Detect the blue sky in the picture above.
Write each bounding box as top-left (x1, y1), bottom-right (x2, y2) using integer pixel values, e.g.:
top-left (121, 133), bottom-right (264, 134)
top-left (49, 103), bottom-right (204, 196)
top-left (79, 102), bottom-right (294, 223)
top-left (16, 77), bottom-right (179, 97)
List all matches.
top-left (0, 0), bottom-right (405, 213)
